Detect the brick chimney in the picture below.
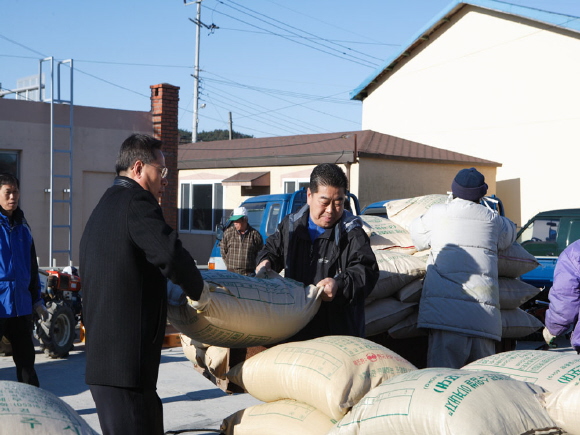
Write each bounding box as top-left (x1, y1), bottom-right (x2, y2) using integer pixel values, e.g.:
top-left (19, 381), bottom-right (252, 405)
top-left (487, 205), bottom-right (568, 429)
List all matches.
top-left (151, 83), bottom-right (179, 229)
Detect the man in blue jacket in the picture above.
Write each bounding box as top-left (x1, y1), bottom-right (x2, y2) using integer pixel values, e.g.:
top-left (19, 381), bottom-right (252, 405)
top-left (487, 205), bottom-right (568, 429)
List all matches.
top-left (543, 239), bottom-right (580, 354)
top-left (0, 173), bottom-right (47, 386)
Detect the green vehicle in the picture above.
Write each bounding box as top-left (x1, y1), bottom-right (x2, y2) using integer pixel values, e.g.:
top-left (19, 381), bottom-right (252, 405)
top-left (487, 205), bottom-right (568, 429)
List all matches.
top-left (517, 208), bottom-right (580, 294)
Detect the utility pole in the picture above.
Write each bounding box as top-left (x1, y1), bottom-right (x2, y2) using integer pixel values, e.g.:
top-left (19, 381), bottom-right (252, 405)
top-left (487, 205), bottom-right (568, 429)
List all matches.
top-left (228, 112), bottom-right (233, 140)
top-left (185, 0), bottom-right (202, 143)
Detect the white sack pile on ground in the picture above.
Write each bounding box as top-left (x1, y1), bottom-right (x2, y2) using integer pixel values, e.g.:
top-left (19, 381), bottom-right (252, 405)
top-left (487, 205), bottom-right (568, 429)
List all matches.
top-left (463, 350), bottom-right (580, 392)
top-left (543, 376), bottom-right (580, 435)
top-left (220, 399), bottom-right (337, 435)
top-left (361, 195), bottom-right (541, 341)
top-left (327, 368), bottom-right (562, 435)
top-left (0, 381), bottom-right (97, 434)
top-left (226, 336), bottom-right (416, 422)
top-left (167, 270), bottom-right (322, 348)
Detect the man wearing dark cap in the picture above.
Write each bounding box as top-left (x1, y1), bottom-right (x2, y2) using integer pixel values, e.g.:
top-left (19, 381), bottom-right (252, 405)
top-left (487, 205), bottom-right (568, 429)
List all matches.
top-left (410, 168), bottom-right (517, 368)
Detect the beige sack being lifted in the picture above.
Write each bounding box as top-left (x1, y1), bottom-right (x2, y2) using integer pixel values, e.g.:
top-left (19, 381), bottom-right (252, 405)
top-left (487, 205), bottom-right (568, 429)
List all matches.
top-left (328, 368), bottom-right (561, 435)
top-left (0, 381), bottom-right (97, 434)
top-left (221, 399), bottom-right (337, 435)
top-left (167, 271), bottom-right (323, 348)
top-left (227, 335), bottom-right (416, 421)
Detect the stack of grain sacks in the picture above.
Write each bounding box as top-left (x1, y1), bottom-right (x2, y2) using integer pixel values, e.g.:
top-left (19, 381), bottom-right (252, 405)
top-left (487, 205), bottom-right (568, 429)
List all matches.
top-left (220, 336), bottom-right (417, 435)
top-left (361, 194), bottom-right (543, 342)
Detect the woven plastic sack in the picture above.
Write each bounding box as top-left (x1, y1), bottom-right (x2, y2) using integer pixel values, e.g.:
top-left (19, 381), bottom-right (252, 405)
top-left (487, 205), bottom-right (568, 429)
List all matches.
top-left (501, 308), bottom-right (544, 338)
top-left (221, 399), bottom-right (337, 435)
top-left (328, 368), bottom-right (561, 435)
top-left (227, 335), bottom-right (416, 420)
top-left (365, 298), bottom-right (417, 336)
top-left (180, 334), bottom-right (229, 380)
top-left (499, 277), bottom-right (541, 309)
top-left (167, 271), bottom-right (322, 348)
top-left (463, 350), bottom-right (580, 392)
top-left (396, 278), bottom-right (423, 303)
top-left (0, 381), bottom-right (97, 434)
top-left (369, 251), bottom-right (426, 301)
top-left (388, 310), bottom-right (427, 339)
top-left (498, 242), bottom-right (540, 278)
top-left (385, 194), bottom-right (449, 230)
top-left (543, 377), bottom-right (580, 434)
top-left (359, 215), bottom-right (416, 253)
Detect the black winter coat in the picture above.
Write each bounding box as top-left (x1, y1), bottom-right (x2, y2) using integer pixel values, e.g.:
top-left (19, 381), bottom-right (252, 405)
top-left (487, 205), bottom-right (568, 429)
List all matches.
top-left (80, 177), bottom-right (203, 389)
top-left (256, 206), bottom-right (378, 341)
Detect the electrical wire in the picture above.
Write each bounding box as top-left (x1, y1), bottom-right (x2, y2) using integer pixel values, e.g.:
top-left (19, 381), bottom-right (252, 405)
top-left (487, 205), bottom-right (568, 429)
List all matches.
top-left (202, 5), bottom-right (379, 68)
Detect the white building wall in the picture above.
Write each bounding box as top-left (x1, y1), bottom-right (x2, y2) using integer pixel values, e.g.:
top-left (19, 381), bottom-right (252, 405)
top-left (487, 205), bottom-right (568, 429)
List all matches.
top-left (361, 6), bottom-right (580, 226)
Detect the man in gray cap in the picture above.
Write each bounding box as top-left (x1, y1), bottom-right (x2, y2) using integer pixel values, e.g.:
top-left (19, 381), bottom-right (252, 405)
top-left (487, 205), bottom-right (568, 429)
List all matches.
top-left (221, 206), bottom-right (263, 276)
top-left (410, 168), bottom-right (517, 368)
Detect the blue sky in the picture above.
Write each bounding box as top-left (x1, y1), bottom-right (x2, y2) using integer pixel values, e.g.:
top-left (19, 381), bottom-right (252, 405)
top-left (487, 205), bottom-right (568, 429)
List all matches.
top-left (2, 0), bottom-right (580, 139)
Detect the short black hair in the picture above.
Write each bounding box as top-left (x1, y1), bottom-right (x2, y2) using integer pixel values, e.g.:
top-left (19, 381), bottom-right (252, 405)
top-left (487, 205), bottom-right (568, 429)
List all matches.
top-left (115, 133), bottom-right (163, 175)
top-left (309, 163), bottom-right (347, 193)
top-left (0, 173), bottom-right (20, 189)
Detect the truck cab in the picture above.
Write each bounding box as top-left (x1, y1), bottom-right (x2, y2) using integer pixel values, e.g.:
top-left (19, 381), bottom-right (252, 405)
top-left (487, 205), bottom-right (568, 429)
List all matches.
top-left (208, 188), bottom-right (361, 270)
top-left (517, 209), bottom-right (580, 292)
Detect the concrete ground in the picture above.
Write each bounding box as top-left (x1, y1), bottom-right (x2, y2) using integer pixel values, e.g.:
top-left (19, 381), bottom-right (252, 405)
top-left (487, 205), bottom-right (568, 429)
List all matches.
top-left (0, 339), bottom-right (262, 434)
top-left (0, 334), bottom-right (575, 434)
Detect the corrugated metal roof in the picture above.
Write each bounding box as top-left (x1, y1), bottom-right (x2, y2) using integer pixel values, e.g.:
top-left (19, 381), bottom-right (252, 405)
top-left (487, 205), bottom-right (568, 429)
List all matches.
top-left (178, 130), bottom-right (500, 169)
top-left (222, 171), bottom-right (270, 186)
top-left (350, 0), bottom-right (580, 101)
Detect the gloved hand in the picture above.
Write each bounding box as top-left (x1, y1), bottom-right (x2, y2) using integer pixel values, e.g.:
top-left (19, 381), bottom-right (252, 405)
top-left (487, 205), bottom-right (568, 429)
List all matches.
top-left (542, 327), bottom-right (557, 348)
top-left (33, 301), bottom-right (49, 322)
top-left (188, 281), bottom-right (214, 313)
top-left (255, 259), bottom-right (272, 279)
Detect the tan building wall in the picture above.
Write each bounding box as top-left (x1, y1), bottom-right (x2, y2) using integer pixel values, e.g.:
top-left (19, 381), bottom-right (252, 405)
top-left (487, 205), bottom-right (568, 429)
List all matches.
top-left (357, 158), bottom-right (497, 209)
top-left (178, 163), bottom-right (357, 264)
top-left (360, 6), bottom-right (580, 227)
top-left (0, 98), bottom-right (152, 267)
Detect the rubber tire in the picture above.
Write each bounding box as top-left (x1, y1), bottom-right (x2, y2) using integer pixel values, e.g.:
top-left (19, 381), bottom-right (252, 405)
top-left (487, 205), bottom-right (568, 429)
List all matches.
top-left (38, 302), bottom-right (76, 359)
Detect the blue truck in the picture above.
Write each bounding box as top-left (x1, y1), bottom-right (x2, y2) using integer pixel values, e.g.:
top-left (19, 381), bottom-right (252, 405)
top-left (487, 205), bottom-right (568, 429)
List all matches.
top-left (517, 208), bottom-right (580, 296)
top-left (208, 188), bottom-right (361, 270)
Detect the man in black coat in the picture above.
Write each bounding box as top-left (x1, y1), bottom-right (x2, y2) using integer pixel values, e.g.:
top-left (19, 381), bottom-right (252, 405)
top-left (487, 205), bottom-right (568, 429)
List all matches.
top-left (80, 134), bottom-right (204, 435)
top-left (255, 163), bottom-right (378, 341)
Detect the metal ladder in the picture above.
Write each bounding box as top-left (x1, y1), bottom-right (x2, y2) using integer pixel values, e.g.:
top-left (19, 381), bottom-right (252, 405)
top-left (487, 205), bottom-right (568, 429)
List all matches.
top-left (40, 57), bottom-right (74, 267)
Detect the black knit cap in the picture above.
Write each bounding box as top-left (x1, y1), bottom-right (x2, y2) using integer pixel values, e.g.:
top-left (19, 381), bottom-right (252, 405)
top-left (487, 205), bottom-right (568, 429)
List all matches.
top-left (451, 167), bottom-right (488, 201)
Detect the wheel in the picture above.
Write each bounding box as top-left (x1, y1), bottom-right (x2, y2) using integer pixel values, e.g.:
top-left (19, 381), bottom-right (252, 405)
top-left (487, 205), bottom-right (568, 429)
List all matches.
top-left (36, 302), bottom-right (76, 359)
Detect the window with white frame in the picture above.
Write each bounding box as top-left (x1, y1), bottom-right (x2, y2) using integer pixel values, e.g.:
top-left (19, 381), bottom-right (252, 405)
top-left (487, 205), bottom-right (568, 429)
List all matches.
top-left (283, 178), bottom-right (309, 194)
top-left (179, 181), bottom-right (224, 232)
top-left (0, 151), bottom-right (19, 177)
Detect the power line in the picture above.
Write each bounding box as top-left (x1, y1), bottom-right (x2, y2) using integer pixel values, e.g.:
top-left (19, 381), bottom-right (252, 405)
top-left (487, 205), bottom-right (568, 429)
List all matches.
top-left (219, 0), bottom-right (386, 62)
top-left (204, 5), bottom-right (379, 68)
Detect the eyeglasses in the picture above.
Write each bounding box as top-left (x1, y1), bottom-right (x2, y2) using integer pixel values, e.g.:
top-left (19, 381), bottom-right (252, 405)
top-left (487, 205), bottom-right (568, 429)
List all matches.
top-left (147, 163), bottom-right (168, 179)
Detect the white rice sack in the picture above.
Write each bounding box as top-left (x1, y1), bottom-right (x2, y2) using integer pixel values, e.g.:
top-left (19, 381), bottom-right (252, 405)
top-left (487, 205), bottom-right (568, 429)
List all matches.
top-left (388, 310), bottom-right (427, 339)
top-left (369, 251), bottom-right (426, 300)
top-left (498, 242), bottom-right (540, 278)
top-left (543, 377), bottom-right (580, 434)
top-left (328, 368), bottom-right (560, 435)
top-left (501, 308), bottom-right (544, 338)
top-left (227, 335), bottom-right (416, 421)
top-left (221, 399), bottom-right (337, 435)
top-left (0, 381), bottom-right (97, 434)
top-left (180, 334), bottom-right (230, 380)
top-left (499, 277), bottom-right (542, 309)
top-left (463, 350), bottom-right (580, 393)
top-left (365, 298), bottom-right (417, 337)
top-left (385, 194), bottom-right (449, 230)
top-left (167, 271), bottom-right (322, 348)
top-left (359, 215), bottom-right (416, 254)
top-left (396, 278), bottom-right (423, 303)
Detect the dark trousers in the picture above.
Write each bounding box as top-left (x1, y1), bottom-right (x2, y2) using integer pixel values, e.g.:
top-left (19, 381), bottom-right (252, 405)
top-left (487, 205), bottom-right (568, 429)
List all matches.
top-left (89, 384), bottom-right (164, 435)
top-left (0, 315), bottom-right (39, 387)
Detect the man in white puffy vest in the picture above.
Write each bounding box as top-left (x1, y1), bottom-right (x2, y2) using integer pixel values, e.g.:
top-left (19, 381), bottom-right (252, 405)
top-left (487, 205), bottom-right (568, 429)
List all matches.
top-left (410, 168), bottom-right (516, 368)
